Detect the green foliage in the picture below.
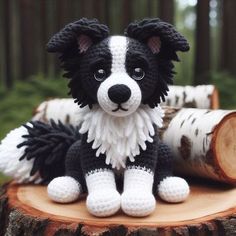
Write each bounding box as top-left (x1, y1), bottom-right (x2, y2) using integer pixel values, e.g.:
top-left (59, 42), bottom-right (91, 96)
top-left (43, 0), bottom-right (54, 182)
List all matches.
top-left (0, 75), bottom-right (69, 184)
top-left (211, 72), bottom-right (236, 109)
top-left (0, 75), bottom-right (68, 140)
top-left (0, 173), bottom-right (10, 185)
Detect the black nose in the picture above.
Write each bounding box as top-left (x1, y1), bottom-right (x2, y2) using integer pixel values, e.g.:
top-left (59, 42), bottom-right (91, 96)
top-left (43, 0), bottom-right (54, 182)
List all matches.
top-left (108, 84), bottom-right (131, 104)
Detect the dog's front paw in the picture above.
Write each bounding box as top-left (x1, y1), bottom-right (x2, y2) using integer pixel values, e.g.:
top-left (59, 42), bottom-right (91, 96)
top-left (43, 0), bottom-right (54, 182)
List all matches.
top-left (47, 176), bottom-right (81, 203)
top-left (121, 190), bottom-right (156, 217)
top-left (158, 177), bottom-right (190, 203)
top-left (86, 189), bottom-right (121, 217)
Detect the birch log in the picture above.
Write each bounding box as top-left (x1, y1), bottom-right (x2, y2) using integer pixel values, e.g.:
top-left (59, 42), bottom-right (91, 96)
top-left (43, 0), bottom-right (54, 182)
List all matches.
top-left (160, 107), bottom-right (236, 184)
top-left (32, 99), bottom-right (236, 184)
top-left (162, 85), bottom-right (219, 109)
top-left (32, 84), bottom-right (219, 121)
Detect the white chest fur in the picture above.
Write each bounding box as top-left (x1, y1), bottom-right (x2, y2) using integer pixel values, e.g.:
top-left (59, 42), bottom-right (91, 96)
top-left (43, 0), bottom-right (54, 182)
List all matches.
top-left (76, 105), bottom-right (164, 169)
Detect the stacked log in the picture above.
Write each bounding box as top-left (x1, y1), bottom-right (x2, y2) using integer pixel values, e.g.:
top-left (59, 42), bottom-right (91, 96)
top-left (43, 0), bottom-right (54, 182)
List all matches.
top-left (32, 85), bottom-right (219, 123)
top-left (162, 85), bottom-right (219, 109)
top-left (33, 98), bottom-right (236, 184)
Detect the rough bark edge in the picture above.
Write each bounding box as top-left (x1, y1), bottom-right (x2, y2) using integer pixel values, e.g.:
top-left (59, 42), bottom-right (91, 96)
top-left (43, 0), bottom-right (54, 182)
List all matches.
top-left (1, 183), bottom-right (236, 235)
top-left (210, 87), bottom-right (219, 109)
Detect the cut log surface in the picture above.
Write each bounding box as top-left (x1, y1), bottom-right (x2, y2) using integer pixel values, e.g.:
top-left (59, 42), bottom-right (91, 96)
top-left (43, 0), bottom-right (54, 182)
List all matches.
top-left (161, 107), bottom-right (236, 184)
top-left (1, 181), bottom-right (236, 235)
top-left (161, 85), bottom-right (219, 109)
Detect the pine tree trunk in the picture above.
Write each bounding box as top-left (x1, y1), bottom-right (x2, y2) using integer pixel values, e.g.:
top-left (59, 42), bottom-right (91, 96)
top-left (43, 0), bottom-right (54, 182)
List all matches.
top-left (158, 0), bottom-right (174, 24)
top-left (194, 0), bottom-right (210, 84)
top-left (220, 0), bottom-right (236, 75)
top-left (1, 181), bottom-right (236, 236)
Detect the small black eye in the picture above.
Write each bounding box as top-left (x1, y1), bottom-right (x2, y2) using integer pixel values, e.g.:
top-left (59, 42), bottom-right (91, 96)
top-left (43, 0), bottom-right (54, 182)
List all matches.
top-left (131, 68), bottom-right (145, 81)
top-left (94, 69), bottom-right (106, 81)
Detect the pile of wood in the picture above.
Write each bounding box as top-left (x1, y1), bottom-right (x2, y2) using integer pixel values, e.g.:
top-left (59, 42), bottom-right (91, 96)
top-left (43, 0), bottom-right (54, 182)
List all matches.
top-left (33, 85), bottom-right (236, 184)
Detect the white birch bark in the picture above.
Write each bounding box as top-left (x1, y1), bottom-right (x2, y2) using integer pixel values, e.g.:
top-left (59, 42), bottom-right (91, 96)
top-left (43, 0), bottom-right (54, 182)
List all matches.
top-left (162, 85), bottom-right (219, 109)
top-left (161, 107), bottom-right (236, 183)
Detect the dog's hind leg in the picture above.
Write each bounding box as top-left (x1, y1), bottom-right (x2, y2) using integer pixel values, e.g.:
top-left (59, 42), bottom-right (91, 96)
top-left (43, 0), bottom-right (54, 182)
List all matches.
top-left (155, 142), bottom-right (190, 203)
top-left (47, 140), bottom-right (83, 203)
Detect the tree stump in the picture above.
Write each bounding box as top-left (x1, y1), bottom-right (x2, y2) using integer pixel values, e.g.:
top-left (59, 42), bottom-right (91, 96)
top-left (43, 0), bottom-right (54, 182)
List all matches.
top-left (1, 180), bottom-right (236, 236)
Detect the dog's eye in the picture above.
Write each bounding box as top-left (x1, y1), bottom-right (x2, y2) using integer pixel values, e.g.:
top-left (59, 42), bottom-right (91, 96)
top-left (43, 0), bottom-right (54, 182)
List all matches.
top-left (131, 68), bottom-right (145, 81)
top-left (94, 69), bottom-right (106, 81)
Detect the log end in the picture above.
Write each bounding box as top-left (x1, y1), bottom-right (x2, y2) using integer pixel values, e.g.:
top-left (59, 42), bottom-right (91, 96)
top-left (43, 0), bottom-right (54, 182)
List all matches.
top-left (214, 112), bottom-right (236, 182)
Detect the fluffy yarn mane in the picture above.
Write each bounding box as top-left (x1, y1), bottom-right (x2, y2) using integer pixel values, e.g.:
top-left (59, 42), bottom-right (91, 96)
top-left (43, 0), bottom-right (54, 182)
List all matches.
top-left (76, 105), bottom-right (164, 169)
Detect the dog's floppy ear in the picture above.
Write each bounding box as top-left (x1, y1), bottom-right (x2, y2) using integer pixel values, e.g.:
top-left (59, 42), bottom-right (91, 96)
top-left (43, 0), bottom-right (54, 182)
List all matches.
top-left (125, 18), bottom-right (189, 61)
top-left (47, 18), bottom-right (109, 54)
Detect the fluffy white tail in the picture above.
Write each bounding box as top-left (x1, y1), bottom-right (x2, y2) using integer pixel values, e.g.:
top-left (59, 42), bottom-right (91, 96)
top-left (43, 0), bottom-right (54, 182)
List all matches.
top-left (0, 124), bottom-right (41, 183)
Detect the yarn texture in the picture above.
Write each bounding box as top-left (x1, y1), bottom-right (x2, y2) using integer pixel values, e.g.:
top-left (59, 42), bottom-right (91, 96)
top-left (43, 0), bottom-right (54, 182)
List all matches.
top-left (76, 105), bottom-right (164, 169)
top-left (0, 18), bottom-right (190, 217)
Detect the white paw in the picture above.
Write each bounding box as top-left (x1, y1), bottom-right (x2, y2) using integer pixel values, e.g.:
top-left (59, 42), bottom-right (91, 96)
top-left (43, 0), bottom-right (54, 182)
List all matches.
top-left (86, 189), bottom-right (121, 217)
top-left (158, 177), bottom-right (190, 203)
top-left (121, 190), bottom-right (156, 217)
top-left (47, 176), bottom-right (81, 203)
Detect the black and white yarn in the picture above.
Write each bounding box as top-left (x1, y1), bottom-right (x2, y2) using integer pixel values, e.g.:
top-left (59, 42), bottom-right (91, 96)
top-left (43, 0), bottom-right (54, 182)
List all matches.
top-left (0, 18), bottom-right (190, 217)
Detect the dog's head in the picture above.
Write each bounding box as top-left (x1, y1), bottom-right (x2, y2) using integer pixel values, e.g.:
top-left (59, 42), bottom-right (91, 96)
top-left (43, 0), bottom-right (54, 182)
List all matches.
top-left (47, 18), bottom-right (189, 117)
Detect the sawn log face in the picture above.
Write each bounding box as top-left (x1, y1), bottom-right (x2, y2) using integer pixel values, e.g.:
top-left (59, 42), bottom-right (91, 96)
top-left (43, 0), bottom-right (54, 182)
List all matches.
top-left (1, 182), bottom-right (236, 236)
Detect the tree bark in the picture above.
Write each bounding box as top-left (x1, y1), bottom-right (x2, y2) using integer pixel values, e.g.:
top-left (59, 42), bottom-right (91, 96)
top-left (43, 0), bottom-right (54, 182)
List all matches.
top-left (19, 0), bottom-right (36, 80)
top-left (162, 85), bottom-right (219, 109)
top-left (122, 0), bottom-right (132, 30)
top-left (158, 0), bottom-right (174, 24)
top-left (194, 0), bottom-right (210, 85)
top-left (33, 100), bottom-right (236, 184)
top-left (1, 182), bottom-right (236, 235)
top-left (3, 0), bottom-right (13, 89)
top-left (220, 0), bottom-right (236, 75)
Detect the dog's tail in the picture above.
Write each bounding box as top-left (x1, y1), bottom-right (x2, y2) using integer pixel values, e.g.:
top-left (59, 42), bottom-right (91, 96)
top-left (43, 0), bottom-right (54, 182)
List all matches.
top-left (0, 120), bottom-right (80, 183)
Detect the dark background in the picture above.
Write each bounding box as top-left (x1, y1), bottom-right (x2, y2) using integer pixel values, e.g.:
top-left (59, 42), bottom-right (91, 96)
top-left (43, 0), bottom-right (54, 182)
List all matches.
top-left (0, 0), bottom-right (235, 147)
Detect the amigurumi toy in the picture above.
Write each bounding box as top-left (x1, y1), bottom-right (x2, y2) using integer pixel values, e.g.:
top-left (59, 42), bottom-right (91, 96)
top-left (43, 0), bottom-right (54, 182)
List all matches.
top-left (0, 18), bottom-right (190, 217)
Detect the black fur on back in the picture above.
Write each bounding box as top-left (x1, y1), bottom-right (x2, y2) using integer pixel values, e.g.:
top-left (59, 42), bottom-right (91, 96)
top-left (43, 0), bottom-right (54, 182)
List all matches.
top-left (17, 120), bottom-right (80, 183)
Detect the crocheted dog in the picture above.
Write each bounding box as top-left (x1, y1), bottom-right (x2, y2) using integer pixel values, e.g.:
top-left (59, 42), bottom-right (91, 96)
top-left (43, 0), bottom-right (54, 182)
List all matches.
top-left (0, 18), bottom-right (190, 217)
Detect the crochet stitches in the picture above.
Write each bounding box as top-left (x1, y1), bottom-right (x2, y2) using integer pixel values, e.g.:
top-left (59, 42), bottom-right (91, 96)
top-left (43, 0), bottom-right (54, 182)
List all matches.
top-left (0, 18), bottom-right (190, 217)
top-left (76, 105), bottom-right (164, 169)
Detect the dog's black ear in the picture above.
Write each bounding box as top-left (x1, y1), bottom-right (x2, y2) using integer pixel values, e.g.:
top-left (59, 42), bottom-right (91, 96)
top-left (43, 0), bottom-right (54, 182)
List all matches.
top-left (47, 18), bottom-right (109, 54)
top-left (125, 18), bottom-right (189, 61)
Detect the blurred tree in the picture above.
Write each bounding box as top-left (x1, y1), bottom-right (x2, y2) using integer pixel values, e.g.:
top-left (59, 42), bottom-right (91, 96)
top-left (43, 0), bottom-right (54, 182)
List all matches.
top-left (3, 0), bottom-right (13, 88)
top-left (158, 0), bottom-right (174, 24)
top-left (19, 0), bottom-right (36, 80)
top-left (122, 0), bottom-right (132, 29)
top-left (194, 0), bottom-right (210, 85)
top-left (39, 0), bottom-right (47, 76)
top-left (220, 0), bottom-right (236, 76)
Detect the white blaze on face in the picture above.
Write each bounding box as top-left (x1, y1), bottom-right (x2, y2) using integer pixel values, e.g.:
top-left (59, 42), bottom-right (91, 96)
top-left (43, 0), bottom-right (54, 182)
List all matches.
top-left (97, 36), bottom-right (142, 117)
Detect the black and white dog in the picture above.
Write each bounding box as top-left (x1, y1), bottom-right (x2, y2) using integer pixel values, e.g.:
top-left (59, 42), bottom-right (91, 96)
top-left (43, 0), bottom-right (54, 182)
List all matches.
top-left (0, 18), bottom-right (190, 217)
